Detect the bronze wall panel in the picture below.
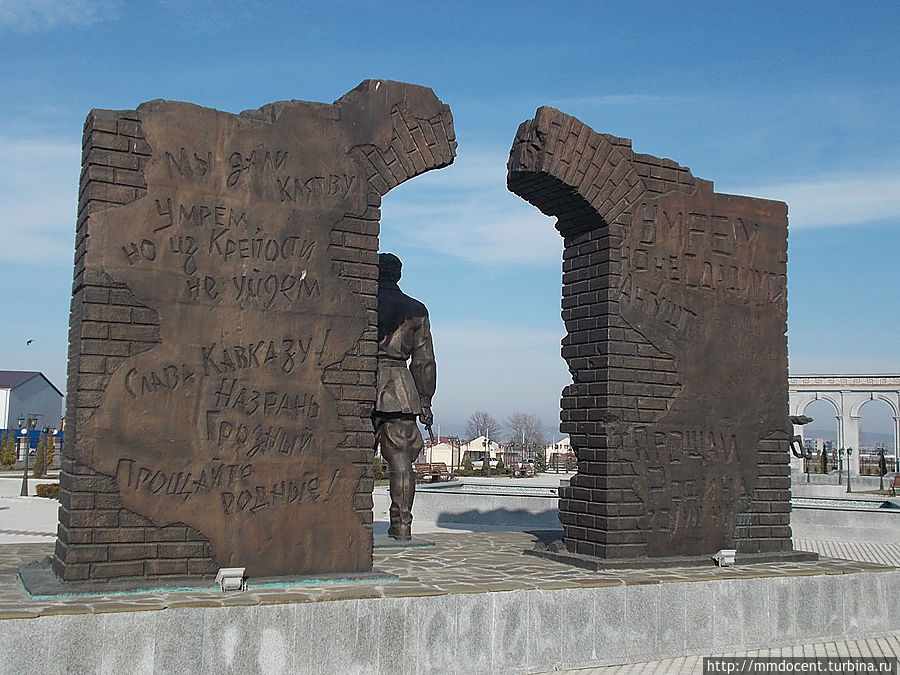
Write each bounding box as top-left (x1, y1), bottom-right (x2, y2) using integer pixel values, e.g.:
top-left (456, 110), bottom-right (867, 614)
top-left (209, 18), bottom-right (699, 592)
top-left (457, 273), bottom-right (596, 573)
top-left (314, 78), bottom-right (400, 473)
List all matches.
top-left (508, 107), bottom-right (791, 559)
top-left (55, 81), bottom-right (455, 579)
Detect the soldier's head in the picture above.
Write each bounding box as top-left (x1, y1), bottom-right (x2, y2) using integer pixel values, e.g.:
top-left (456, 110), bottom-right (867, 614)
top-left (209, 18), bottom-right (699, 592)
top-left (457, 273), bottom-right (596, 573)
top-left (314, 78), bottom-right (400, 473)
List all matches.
top-left (378, 253), bottom-right (402, 283)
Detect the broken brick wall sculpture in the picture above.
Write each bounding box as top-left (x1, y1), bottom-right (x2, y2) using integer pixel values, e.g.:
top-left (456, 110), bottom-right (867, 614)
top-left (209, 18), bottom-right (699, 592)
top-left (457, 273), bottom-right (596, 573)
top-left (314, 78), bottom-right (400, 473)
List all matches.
top-left (508, 107), bottom-right (792, 559)
top-left (55, 80), bottom-right (455, 581)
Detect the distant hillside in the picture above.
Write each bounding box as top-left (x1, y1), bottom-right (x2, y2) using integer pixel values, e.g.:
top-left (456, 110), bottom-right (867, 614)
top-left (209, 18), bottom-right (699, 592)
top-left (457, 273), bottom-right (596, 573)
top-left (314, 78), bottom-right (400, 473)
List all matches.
top-left (803, 428), bottom-right (893, 448)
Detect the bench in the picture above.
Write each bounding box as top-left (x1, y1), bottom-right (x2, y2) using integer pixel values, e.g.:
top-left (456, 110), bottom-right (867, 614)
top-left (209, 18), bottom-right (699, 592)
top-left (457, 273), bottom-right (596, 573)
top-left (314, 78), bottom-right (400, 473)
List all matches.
top-left (511, 462), bottom-right (535, 478)
top-left (414, 462), bottom-right (452, 482)
top-left (891, 475), bottom-right (900, 496)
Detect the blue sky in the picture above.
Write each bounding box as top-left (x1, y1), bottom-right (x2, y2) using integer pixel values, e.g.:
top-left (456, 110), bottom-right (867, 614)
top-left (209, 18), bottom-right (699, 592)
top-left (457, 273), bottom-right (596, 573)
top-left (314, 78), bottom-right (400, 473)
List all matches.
top-left (1, 1), bottom-right (899, 437)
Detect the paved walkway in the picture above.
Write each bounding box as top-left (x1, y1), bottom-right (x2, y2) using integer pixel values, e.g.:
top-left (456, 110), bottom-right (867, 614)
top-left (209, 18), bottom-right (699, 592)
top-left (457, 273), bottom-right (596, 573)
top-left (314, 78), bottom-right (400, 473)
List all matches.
top-left (3, 533), bottom-right (892, 618)
top-left (0, 476), bottom-right (60, 545)
top-left (795, 539), bottom-right (900, 568)
top-left (2, 473), bottom-right (899, 672)
top-left (551, 633), bottom-right (900, 674)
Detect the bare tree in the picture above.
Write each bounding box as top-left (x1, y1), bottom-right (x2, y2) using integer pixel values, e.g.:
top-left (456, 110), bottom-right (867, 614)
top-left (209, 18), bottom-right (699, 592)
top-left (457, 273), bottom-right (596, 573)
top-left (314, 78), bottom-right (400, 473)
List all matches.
top-left (465, 411), bottom-right (502, 441)
top-left (505, 412), bottom-right (547, 458)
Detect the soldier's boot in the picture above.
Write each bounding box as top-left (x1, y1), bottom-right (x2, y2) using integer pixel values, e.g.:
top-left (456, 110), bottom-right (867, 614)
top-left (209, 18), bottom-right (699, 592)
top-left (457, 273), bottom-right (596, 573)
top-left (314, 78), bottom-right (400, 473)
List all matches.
top-left (388, 509), bottom-right (411, 540)
top-left (388, 503), bottom-right (403, 539)
top-left (386, 458), bottom-right (415, 540)
top-left (388, 498), bottom-right (413, 540)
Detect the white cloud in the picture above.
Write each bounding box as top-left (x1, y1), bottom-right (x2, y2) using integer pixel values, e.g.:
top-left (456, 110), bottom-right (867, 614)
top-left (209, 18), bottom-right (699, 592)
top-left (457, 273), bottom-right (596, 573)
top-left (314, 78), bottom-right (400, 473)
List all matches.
top-left (0, 0), bottom-right (118, 31)
top-left (0, 137), bottom-right (80, 263)
top-left (728, 172), bottom-right (900, 228)
top-left (430, 320), bottom-right (570, 432)
top-left (387, 199), bottom-right (562, 266)
top-left (382, 148), bottom-right (563, 266)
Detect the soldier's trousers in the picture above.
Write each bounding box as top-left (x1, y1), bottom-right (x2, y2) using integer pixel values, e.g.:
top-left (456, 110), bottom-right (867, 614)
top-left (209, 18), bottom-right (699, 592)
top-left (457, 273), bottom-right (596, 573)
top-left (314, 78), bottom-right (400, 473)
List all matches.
top-left (373, 413), bottom-right (424, 536)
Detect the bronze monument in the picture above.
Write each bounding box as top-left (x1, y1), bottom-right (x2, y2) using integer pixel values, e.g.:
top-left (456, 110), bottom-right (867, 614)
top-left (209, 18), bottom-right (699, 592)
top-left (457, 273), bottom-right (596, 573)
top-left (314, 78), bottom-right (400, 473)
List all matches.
top-left (373, 253), bottom-right (436, 540)
top-left (508, 107), bottom-right (798, 562)
top-left (54, 81), bottom-right (455, 582)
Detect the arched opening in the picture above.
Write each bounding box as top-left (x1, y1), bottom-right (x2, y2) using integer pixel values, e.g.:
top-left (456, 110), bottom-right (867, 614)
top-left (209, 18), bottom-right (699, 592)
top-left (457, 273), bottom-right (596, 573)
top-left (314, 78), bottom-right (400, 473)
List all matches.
top-left (858, 399), bottom-right (897, 476)
top-left (802, 399), bottom-right (839, 474)
top-left (378, 151), bottom-right (569, 460)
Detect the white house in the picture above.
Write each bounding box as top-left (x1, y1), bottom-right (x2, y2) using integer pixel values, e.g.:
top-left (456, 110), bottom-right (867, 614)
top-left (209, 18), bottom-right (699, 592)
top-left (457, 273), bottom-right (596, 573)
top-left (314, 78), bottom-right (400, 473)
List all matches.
top-left (458, 435), bottom-right (502, 464)
top-left (419, 436), bottom-right (573, 470)
top-left (0, 371), bottom-right (64, 433)
top-left (422, 441), bottom-right (457, 466)
top-left (544, 437), bottom-right (572, 465)
top-left (418, 435), bottom-right (501, 467)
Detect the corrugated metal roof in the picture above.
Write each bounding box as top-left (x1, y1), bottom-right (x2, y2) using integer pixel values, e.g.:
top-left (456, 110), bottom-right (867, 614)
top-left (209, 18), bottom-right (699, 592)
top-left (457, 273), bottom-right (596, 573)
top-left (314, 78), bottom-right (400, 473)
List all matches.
top-left (0, 371), bottom-right (63, 397)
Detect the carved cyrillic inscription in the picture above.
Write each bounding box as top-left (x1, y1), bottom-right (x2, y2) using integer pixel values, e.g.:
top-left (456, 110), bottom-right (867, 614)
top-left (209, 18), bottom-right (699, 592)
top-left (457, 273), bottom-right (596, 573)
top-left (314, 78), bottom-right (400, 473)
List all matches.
top-left (619, 425), bottom-right (751, 553)
top-left (507, 106), bottom-right (791, 560)
top-left (62, 82), bottom-right (456, 580)
top-left (210, 378), bottom-right (320, 420)
top-left (618, 276), bottom-right (697, 330)
top-left (84, 113), bottom-right (367, 571)
top-left (200, 339), bottom-right (327, 376)
top-left (207, 231), bottom-right (315, 262)
top-left (154, 198), bottom-right (249, 232)
top-left (165, 148), bottom-right (213, 180)
top-left (115, 458), bottom-right (342, 508)
top-left (276, 174), bottom-right (356, 202)
top-left (623, 199), bottom-right (787, 316)
top-left (227, 148), bottom-right (289, 187)
top-left (124, 364), bottom-right (195, 397)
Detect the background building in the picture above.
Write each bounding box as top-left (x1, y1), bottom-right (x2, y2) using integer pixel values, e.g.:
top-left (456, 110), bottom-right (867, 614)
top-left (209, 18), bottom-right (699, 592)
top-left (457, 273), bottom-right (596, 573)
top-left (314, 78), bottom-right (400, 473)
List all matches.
top-left (0, 370), bottom-right (63, 433)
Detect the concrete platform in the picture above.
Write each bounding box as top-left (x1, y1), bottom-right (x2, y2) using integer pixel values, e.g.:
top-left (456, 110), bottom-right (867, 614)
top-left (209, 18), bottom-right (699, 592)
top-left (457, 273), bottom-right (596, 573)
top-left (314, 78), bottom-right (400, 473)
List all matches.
top-left (1, 532), bottom-right (898, 674)
top-left (2, 474), bottom-right (899, 672)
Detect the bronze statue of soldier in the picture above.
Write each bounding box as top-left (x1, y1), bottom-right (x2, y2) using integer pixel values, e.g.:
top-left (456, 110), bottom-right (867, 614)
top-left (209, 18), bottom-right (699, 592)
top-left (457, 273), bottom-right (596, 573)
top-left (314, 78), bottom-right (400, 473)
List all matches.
top-left (373, 253), bottom-right (436, 540)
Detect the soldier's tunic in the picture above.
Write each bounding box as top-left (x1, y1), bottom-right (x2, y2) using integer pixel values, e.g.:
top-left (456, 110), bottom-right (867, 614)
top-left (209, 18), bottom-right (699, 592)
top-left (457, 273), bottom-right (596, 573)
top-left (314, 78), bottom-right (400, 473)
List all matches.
top-left (373, 272), bottom-right (436, 538)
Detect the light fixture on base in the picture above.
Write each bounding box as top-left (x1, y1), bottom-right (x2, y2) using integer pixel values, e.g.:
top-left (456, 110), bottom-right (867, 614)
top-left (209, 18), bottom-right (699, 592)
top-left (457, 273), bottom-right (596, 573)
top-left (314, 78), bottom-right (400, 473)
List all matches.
top-left (215, 567), bottom-right (246, 592)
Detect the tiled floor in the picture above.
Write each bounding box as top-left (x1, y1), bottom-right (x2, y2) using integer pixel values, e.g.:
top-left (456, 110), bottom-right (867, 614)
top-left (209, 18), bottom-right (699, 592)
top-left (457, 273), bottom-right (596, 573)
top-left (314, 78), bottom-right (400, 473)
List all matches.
top-left (553, 633), bottom-right (900, 674)
top-left (0, 532), bottom-right (894, 620)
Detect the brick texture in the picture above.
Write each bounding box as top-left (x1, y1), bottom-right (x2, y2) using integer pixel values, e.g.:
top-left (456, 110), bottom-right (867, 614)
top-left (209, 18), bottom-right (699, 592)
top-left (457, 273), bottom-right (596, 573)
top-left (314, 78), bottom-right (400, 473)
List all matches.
top-left (55, 85), bottom-right (455, 582)
top-left (54, 110), bottom-right (201, 581)
top-left (508, 106), bottom-right (793, 559)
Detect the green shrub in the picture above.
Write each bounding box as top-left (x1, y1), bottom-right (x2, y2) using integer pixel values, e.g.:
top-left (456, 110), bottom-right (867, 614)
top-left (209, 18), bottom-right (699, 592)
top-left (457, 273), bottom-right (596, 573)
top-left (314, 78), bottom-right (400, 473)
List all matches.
top-left (495, 458), bottom-right (506, 473)
top-left (463, 457), bottom-right (474, 473)
top-left (35, 483), bottom-right (60, 499)
top-left (0, 431), bottom-right (15, 469)
top-left (535, 452), bottom-right (547, 473)
top-left (32, 434), bottom-right (46, 478)
top-left (372, 455), bottom-right (387, 480)
top-left (45, 435), bottom-right (55, 469)
top-left (480, 457), bottom-right (491, 476)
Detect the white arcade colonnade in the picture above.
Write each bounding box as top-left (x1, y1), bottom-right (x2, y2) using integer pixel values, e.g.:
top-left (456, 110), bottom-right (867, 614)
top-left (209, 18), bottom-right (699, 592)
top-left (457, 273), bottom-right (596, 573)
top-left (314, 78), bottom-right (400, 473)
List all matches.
top-left (789, 374), bottom-right (900, 476)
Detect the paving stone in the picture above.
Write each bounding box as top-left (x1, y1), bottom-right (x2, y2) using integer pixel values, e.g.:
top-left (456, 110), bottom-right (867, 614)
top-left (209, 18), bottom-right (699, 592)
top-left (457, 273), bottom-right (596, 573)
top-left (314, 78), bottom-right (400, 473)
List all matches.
top-left (1, 533), bottom-right (897, 622)
top-left (0, 533), bottom-right (898, 673)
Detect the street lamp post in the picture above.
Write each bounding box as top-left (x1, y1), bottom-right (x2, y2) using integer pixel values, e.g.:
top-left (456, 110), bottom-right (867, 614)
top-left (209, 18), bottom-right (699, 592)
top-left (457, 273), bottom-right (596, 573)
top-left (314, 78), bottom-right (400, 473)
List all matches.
top-left (846, 448), bottom-right (853, 493)
top-left (805, 449), bottom-right (811, 483)
top-left (449, 436), bottom-right (460, 471)
top-left (19, 416), bottom-right (37, 497)
top-left (838, 448), bottom-right (844, 485)
top-left (880, 448), bottom-right (886, 492)
top-left (521, 429), bottom-right (525, 467)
